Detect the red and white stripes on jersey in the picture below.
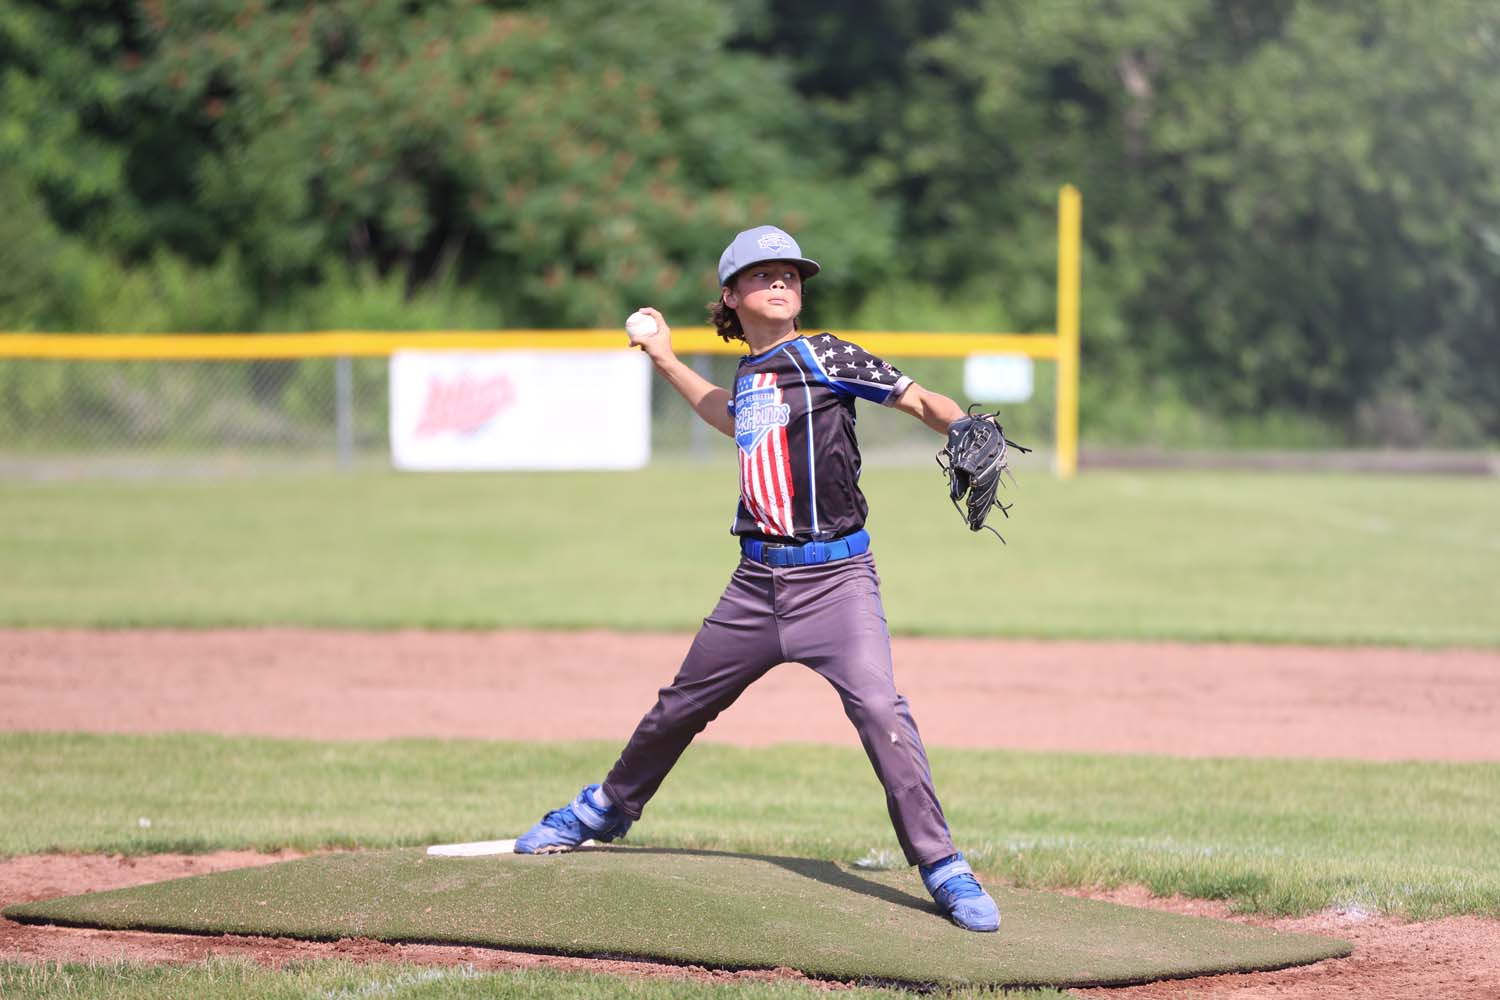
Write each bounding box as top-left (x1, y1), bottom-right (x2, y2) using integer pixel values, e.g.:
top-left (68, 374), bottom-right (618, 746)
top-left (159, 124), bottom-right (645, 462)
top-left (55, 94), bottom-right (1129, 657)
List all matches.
top-left (737, 372), bottom-right (796, 537)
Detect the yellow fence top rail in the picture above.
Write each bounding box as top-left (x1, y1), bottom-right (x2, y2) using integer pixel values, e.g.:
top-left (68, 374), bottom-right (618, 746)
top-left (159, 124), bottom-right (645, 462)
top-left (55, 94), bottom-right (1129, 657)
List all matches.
top-left (0, 329), bottom-right (1061, 361)
top-left (3, 185), bottom-right (1079, 478)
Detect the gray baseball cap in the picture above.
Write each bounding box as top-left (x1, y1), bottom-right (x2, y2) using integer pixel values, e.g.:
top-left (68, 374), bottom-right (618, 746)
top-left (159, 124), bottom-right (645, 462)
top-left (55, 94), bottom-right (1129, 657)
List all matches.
top-left (717, 225), bottom-right (821, 286)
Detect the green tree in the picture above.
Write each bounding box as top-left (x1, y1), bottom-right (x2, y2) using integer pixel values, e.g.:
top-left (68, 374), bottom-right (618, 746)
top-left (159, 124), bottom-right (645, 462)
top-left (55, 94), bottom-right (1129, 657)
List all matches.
top-left (740, 0), bottom-right (1500, 442)
top-left (0, 1), bottom-right (141, 242)
top-left (871, 0), bottom-right (1500, 441)
top-left (128, 0), bottom-right (893, 327)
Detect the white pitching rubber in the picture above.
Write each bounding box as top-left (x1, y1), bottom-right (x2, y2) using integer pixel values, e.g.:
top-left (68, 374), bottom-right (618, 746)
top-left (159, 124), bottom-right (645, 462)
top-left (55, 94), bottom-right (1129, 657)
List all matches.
top-left (425, 837), bottom-right (598, 857)
top-left (426, 839), bottom-right (517, 857)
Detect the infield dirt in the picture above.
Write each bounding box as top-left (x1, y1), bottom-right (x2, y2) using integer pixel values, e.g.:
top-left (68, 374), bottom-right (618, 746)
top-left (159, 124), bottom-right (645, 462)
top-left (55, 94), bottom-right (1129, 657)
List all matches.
top-left (3, 627), bottom-right (1499, 998)
top-left (4, 628), bottom-right (1498, 760)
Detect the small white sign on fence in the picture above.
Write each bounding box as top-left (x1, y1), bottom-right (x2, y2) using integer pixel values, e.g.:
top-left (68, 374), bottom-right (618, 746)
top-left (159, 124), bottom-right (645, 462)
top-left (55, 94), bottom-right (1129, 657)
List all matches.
top-left (389, 350), bottom-right (651, 470)
top-left (963, 353), bottom-right (1035, 403)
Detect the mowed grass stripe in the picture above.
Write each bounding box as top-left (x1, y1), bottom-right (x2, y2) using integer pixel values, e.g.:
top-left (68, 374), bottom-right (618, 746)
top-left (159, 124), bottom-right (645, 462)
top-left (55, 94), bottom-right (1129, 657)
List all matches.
top-left (0, 958), bottom-right (993, 1000)
top-left (3, 733), bottom-right (1496, 919)
top-left (1, 468), bottom-right (1496, 645)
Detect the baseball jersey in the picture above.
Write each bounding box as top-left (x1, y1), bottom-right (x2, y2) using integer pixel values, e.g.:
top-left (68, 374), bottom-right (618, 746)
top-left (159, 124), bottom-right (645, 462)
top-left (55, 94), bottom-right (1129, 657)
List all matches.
top-left (726, 333), bottom-right (913, 543)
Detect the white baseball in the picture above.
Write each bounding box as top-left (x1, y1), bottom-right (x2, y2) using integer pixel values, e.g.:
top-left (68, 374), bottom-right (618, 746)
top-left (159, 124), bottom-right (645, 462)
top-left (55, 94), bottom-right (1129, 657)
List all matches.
top-left (625, 310), bottom-right (659, 341)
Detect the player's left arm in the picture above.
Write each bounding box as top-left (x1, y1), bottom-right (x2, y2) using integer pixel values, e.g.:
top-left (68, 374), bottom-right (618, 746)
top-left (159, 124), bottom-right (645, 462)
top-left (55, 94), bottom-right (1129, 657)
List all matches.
top-left (894, 382), bottom-right (967, 435)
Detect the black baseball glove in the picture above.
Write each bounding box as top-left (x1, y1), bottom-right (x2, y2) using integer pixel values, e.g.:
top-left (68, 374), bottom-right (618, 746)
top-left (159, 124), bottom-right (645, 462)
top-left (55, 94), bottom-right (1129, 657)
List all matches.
top-left (936, 408), bottom-right (1031, 540)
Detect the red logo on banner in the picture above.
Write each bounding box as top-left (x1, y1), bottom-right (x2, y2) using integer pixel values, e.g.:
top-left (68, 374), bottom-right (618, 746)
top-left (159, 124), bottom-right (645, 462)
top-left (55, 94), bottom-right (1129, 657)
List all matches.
top-left (414, 372), bottom-right (516, 437)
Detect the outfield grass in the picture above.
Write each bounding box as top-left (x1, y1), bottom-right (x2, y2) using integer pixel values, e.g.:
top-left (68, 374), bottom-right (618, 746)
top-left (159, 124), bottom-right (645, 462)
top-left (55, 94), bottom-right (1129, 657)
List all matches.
top-left (4, 733), bottom-right (1496, 920)
top-left (1, 467), bottom-right (1496, 645)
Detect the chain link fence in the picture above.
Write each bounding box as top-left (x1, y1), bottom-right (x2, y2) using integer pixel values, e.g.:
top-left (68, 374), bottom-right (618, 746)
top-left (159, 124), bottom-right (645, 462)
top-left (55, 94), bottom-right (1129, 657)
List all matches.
top-left (1, 357), bottom-right (377, 479)
top-left (0, 353), bottom-right (1052, 480)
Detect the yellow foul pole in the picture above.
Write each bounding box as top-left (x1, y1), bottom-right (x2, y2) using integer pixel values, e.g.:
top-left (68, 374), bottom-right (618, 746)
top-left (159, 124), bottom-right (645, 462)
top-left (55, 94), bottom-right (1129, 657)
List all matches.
top-left (1055, 185), bottom-right (1082, 479)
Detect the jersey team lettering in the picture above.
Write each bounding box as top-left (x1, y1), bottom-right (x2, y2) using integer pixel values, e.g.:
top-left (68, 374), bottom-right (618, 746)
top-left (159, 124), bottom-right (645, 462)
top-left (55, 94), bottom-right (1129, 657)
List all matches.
top-left (735, 372), bottom-right (796, 538)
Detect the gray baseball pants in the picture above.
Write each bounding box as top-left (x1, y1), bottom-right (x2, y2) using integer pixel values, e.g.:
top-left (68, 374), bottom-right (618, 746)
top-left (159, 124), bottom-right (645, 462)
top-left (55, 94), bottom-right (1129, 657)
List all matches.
top-left (600, 551), bottom-right (958, 867)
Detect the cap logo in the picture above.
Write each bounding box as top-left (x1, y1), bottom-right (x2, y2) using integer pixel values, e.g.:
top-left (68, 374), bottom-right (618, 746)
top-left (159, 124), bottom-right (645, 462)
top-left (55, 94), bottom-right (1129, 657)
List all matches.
top-left (757, 232), bottom-right (794, 253)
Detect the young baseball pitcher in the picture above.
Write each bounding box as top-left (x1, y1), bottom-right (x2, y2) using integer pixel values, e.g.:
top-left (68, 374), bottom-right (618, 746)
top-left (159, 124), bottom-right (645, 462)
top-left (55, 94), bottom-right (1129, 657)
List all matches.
top-left (515, 225), bottom-right (1002, 932)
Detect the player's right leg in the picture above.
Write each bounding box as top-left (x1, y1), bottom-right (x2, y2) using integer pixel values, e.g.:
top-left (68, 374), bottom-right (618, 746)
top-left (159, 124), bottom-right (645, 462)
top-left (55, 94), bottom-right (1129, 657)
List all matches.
top-left (515, 560), bottom-right (781, 854)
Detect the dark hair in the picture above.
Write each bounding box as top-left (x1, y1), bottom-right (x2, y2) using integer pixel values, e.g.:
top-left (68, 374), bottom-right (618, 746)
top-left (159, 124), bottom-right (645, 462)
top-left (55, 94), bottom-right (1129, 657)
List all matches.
top-left (707, 279), bottom-right (802, 344)
top-left (708, 298), bottom-right (746, 343)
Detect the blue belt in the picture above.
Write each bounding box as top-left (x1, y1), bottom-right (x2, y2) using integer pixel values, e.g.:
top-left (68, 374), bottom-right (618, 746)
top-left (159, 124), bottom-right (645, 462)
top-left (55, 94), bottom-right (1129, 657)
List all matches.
top-left (740, 529), bottom-right (870, 567)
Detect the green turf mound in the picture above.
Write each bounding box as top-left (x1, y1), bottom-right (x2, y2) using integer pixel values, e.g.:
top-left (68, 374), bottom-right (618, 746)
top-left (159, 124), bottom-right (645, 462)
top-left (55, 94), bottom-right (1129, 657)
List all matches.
top-left (3, 847), bottom-right (1349, 988)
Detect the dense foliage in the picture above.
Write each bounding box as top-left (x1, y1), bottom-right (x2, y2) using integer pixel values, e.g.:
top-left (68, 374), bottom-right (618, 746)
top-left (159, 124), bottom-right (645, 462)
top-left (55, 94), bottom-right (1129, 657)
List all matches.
top-left (4, 0), bottom-right (1497, 444)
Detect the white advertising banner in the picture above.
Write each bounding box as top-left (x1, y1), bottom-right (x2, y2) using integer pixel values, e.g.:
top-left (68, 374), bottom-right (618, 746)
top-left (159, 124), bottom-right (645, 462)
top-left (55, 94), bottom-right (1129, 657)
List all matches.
top-left (389, 350), bottom-right (651, 470)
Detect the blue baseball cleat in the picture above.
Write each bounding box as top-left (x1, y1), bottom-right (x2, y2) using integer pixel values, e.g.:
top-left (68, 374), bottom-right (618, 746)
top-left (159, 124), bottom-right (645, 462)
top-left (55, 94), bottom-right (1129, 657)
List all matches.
top-left (920, 852), bottom-right (1001, 932)
top-left (514, 784), bottom-right (632, 855)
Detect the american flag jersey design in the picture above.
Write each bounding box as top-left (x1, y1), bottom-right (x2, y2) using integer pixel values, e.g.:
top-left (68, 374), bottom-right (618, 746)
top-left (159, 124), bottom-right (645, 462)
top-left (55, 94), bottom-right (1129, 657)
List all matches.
top-left (728, 333), bottom-right (913, 543)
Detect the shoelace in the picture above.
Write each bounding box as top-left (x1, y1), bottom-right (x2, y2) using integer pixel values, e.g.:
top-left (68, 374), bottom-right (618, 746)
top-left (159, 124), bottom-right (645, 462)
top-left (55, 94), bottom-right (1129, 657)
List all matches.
top-left (934, 872), bottom-right (986, 902)
top-left (546, 801), bottom-right (623, 837)
top-left (540, 806), bottom-right (581, 830)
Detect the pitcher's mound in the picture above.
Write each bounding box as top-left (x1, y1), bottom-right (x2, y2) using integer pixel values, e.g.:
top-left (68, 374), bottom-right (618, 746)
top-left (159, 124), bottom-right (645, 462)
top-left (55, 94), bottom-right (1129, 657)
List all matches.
top-left (4, 846), bottom-right (1350, 989)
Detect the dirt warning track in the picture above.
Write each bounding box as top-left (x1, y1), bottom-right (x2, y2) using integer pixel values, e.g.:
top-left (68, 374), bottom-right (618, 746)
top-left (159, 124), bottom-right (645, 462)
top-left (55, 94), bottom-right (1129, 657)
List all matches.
top-left (3, 628), bottom-right (1497, 760)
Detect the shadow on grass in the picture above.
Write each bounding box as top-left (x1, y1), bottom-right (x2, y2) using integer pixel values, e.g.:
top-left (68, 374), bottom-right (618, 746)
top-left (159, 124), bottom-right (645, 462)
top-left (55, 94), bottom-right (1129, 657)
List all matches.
top-left (605, 846), bottom-right (938, 916)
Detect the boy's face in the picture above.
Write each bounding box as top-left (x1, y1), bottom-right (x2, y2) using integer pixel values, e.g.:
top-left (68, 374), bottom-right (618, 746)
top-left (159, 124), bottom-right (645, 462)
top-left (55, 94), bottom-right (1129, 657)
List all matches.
top-left (723, 261), bottom-right (803, 325)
